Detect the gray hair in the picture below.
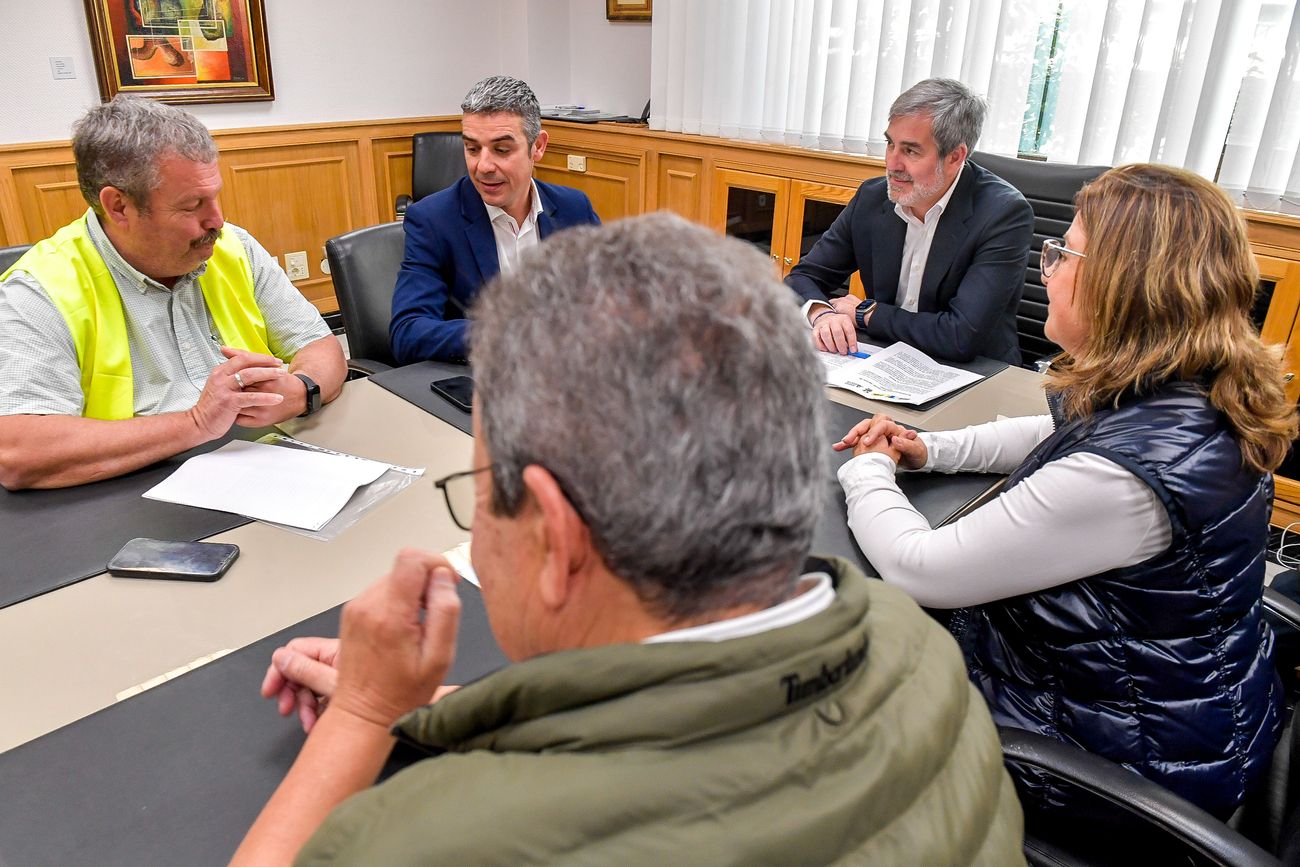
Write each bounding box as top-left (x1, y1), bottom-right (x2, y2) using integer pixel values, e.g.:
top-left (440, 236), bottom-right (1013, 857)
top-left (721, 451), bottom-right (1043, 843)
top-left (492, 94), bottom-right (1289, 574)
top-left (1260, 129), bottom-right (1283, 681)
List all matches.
top-left (470, 213), bottom-right (828, 621)
top-left (73, 96), bottom-right (217, 214)
top-left (889, 78), bottom-right (986, 156)
top-left (460, 75), bottom-right (542, 145)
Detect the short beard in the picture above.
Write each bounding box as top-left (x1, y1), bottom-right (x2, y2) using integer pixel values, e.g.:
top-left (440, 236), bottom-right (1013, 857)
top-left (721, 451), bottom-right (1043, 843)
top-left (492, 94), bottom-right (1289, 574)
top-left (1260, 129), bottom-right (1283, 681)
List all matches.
top-left (887, 160), bottom-right (949, 210)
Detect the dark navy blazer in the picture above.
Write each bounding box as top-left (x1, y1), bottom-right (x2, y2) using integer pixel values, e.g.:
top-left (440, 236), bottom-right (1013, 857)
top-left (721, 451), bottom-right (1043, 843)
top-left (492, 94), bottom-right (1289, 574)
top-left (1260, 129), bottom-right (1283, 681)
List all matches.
top-left (785, 162), bottom-right (1032, 365)
top-left (390, 176), bottom-right (600, 363)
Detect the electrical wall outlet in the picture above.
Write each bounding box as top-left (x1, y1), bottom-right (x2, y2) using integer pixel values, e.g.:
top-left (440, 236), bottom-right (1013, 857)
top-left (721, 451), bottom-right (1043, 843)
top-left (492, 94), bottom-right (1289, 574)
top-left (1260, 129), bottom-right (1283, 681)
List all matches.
top-left (284, 251), bottom-right (309, 281)
top-left (567, 154), bottom-right (587, 172)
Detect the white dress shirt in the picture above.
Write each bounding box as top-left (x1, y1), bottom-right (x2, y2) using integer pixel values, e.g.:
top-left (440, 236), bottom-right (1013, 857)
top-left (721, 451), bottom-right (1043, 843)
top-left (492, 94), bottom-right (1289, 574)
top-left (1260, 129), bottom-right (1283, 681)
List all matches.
top-left (893, 162), bottom-right (964, 312)
top-left (645, 573), bottom-right (835, 644)
top-left (837, 415), bottom-right (1172, 608)
top-left (484, 180), bottom-right (543, 275)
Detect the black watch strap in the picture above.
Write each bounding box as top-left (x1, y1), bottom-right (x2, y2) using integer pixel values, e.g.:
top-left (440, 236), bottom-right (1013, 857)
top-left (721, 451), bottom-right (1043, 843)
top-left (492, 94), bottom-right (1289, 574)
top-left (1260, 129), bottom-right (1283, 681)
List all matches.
top-left (855, 300), bottom-right (877, 331)
top-left (294, 373), bottom-right (321, 417)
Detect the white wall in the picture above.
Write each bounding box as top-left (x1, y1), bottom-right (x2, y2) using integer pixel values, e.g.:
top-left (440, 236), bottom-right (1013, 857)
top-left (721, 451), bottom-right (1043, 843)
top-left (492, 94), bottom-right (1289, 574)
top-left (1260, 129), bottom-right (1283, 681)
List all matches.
top-left (566, 0), bottom-right (651, 117)
top-left (0, 0), bottom-right (651, 144)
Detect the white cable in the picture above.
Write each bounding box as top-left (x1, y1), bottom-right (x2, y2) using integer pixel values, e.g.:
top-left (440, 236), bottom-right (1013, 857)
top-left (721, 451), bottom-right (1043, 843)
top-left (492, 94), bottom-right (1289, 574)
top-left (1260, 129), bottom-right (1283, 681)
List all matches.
top-left (1276, 521), bottom-right (1300, 569)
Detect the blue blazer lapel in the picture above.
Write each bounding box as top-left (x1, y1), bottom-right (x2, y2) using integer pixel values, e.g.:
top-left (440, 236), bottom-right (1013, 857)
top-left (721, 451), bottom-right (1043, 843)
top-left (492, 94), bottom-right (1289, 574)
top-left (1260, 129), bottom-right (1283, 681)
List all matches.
top-left (869, 201), bottom-right (907, 305)
top-left (537, 181), bottom-right (559, 238)
top-left (918, 168), bottom-right (975, 306)
top-left (460, 179), bottom-right (499, 286)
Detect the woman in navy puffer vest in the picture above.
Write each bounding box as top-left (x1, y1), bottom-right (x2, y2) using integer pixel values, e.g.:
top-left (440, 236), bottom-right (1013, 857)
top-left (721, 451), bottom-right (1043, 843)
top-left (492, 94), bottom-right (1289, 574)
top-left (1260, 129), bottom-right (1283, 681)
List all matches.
top-left (833, 163), bottom-right (1298, 818)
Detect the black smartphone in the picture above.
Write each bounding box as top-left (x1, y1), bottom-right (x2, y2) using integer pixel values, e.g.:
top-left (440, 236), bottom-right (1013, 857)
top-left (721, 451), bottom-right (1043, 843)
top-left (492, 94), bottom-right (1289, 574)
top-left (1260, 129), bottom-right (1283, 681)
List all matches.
top-left (107, 538), bottom-right (240, 582)
top-left (430, 375), bottom-right (474, 413)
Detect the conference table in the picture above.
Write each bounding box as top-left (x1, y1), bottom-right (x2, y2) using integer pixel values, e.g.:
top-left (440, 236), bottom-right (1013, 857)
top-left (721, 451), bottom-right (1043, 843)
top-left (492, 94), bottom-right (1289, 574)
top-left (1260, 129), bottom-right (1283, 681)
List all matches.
top-left (0, 358), bottom-right (1046, 865)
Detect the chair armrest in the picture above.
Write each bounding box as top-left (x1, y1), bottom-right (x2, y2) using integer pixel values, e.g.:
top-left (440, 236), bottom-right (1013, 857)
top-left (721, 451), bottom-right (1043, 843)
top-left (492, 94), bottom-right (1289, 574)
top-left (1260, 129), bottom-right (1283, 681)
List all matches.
top-left (395, 194), bottom-right (412, 220)
top-left (1000, 727), bottom-right (1278, 866)
top-left (346, 357), bottom-right (395, 379)
top-left (1265, 586), bottom-right (1300, 632)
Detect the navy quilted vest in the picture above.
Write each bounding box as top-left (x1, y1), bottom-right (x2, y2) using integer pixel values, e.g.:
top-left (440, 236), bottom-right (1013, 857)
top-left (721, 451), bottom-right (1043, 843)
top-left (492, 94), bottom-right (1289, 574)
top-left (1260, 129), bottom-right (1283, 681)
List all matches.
top-left (964, 381), bottom-right (1281, 817)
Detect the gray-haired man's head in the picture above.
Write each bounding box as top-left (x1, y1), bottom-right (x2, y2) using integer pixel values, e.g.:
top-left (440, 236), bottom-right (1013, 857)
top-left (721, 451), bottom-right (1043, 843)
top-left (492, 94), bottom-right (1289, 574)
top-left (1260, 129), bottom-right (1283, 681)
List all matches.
top-left (73, 95), bottom-right (217, 215)
top-left (461, 75), bottom-right (542, 145)
top-left (470, 213), bottom-right (828, 621)
top-left (888, 78), bottom-right (986, 157)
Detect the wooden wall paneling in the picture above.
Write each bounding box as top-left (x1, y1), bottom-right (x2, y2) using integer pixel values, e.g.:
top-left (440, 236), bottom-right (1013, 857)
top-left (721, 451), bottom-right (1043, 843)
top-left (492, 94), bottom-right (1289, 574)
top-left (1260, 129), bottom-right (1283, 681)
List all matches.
top-left (1246, 212), bottom-right (1300, 264)
top-left (364, 120), bottom-right (462, 224)
top-left (219, 141), bottom-right (365, 313)
top-left (0, 166), bottom-right (21, 247)
top-left (1273, 477), bottom-right (1300, 528)
top-left (11, 163), bottom-right (82, 242)
top-left (371, 137), bottom-right (415, 223)
top-left (535, 148), bottom-right (643, 222)
top-left (8, 118), bottom-right (1300, 328)
top-left (654, 153), bottom-right (706, 223)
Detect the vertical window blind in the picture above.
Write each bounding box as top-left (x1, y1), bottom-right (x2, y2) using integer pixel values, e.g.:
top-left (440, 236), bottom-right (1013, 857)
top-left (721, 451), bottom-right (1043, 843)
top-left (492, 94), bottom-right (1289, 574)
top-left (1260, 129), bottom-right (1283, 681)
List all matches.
top-left (649, 0), bottom-right (1300, 213)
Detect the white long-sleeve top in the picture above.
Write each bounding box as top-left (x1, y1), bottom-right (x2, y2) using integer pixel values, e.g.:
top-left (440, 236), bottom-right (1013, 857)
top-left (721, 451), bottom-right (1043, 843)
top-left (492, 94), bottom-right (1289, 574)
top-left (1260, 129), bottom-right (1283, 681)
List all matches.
top-left (836, 415), bottom-right (1172, 608)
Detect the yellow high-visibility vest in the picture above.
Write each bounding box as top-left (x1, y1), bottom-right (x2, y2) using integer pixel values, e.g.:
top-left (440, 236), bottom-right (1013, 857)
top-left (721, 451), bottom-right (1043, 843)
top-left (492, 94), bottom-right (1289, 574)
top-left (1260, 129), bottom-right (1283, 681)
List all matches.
top-left (1, 211), bottom-right (271, 419)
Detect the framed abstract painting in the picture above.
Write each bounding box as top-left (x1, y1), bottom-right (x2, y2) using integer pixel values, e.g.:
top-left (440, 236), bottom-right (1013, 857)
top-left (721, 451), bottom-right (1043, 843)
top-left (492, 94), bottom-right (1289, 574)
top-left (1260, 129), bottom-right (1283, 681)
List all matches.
top-left (83, 0), bottom-right (274, 104)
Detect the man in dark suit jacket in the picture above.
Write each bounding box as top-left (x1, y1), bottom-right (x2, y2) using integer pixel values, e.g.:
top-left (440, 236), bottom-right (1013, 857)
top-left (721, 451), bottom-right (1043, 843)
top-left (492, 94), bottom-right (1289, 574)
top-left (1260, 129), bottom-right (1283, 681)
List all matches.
top-left (390, 76), bottom-right (600, 363)
top-left (786, 79), bottom-right (1033, 365)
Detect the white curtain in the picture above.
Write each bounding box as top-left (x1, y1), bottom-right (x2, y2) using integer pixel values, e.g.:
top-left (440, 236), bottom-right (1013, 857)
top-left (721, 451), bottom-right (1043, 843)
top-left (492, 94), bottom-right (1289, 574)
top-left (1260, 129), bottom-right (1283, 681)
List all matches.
top-left (650, 0), bottom-right (1300, 212)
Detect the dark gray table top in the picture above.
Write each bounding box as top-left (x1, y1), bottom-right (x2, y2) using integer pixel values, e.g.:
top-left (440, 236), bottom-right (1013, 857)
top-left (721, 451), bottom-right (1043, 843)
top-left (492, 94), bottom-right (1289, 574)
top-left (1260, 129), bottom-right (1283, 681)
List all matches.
top-left (0, 428), bottom-right (277, 611)
top-left (0, 584), bottom-right (508, 867)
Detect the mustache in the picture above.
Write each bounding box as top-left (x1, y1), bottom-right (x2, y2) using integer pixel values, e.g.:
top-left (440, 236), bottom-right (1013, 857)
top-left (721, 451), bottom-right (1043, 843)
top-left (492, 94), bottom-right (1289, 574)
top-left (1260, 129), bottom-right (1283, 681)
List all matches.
top-left (887, 172), bottom-right (912, 182)
top-left (192, 227), bottom-right (222, 248)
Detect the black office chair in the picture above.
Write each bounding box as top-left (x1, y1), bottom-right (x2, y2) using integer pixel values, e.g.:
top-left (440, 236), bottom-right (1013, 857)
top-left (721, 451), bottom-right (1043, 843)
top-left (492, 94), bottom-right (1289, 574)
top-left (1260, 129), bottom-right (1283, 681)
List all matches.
top-left (969, 152), bottom-right (1108, 370)
top-left (394, 131), bottom-right (468, 219)
top-left (1230, 587), bottom-right (1300, 859)
top-left (324, 221), bottom-right (405, 377)
top-left (1000, 726), bottom-right (1279, 866)
top-left (0, 244), bottom-right (32, 273)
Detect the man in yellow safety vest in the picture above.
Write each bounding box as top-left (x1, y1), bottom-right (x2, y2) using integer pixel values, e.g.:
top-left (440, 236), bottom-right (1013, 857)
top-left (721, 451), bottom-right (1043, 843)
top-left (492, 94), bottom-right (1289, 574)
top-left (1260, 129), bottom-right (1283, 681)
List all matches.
top-left (0, 96), bottom-right (346, 490)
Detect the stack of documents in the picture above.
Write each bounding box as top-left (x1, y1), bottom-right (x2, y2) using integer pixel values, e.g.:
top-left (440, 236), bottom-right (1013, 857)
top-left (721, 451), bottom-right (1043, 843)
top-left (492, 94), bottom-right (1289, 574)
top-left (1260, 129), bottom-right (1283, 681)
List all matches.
top-left (143, 441), bottom-right (391, 531)
top-left (820, 342), bottom-right (984, 406)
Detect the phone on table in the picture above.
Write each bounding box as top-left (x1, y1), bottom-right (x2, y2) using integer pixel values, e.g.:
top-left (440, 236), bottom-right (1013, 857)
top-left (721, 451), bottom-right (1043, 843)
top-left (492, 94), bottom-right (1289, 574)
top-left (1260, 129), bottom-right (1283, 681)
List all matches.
top-left (107, 538), bottom-right (240, 583)
top-left (430, 375), bottom-right (474, 413)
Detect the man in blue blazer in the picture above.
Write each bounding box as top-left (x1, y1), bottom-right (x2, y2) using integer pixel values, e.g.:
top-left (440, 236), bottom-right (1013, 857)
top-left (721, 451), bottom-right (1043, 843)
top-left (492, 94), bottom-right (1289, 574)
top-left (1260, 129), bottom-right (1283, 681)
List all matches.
top-left (786, 79), bottom-right (1032, 365)
top-left (390, 77), bottom-right (600, 363)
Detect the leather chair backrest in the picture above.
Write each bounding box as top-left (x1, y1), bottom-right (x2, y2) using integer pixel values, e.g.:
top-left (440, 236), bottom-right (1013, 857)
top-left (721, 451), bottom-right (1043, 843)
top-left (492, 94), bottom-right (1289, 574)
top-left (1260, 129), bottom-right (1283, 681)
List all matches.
top-left (411, 131), bottom-right (469, 204)
top-left (324, 222), bottom-right (405, 369)
top-left (970, 152), bottom-right (1108, 369)
top-left (0, 244), bottom-right (33, 274)
top-left (1000, 726), bottom-right (1278, 866)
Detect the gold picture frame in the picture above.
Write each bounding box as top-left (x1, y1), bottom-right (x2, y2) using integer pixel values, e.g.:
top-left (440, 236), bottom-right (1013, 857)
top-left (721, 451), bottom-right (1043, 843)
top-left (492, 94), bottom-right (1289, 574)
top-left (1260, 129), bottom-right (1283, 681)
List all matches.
top-left (606, 0), bottom-right (651, 22)
top-left (83, 0), bottom-right (274, 104)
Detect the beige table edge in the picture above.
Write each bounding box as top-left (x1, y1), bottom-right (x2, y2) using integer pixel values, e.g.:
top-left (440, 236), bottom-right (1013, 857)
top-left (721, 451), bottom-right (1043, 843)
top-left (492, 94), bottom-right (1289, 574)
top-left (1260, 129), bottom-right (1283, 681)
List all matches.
top-left (0, 379), bottom-right (472, 754)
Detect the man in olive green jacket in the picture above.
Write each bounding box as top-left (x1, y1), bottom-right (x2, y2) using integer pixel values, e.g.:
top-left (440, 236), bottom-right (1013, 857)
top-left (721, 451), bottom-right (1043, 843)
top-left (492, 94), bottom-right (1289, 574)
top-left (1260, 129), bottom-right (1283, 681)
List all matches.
top-left (234, 214), bottom-right (1024, 866)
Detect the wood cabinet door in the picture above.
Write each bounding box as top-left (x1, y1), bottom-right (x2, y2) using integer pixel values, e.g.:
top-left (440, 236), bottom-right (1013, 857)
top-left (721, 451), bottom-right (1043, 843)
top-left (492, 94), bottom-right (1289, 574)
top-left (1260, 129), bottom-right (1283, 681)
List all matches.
top-left (711, 168), bottom-right (790, 271)
top-left (785, 179), bottom-right (864, 296)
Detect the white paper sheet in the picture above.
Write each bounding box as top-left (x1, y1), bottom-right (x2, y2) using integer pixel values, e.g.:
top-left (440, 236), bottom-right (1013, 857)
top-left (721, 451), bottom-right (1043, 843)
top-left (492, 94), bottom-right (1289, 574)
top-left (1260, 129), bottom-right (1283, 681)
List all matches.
top-left (443, 541), bottom-right (479, 587)
top-left (143, 440), bottom-right (390, 531)
top-left (820, 342), bottom-right (984, 405)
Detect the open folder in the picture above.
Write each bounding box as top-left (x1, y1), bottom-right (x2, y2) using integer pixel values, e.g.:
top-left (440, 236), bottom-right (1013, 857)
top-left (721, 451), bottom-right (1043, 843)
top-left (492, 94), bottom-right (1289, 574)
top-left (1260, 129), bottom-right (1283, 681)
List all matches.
top-left (820, 342), bottom-right (985, 406)
top-left (142, 440), bottom-right (390, 531)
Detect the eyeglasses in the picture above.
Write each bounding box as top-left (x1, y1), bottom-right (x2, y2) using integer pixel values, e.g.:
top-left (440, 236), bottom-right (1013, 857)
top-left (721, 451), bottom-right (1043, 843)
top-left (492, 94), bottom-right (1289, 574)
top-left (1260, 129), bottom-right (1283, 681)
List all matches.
top-left (433, 465), bottom-right (493, 531)
top-left (1041, 238), bottom-right (1086, 278)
